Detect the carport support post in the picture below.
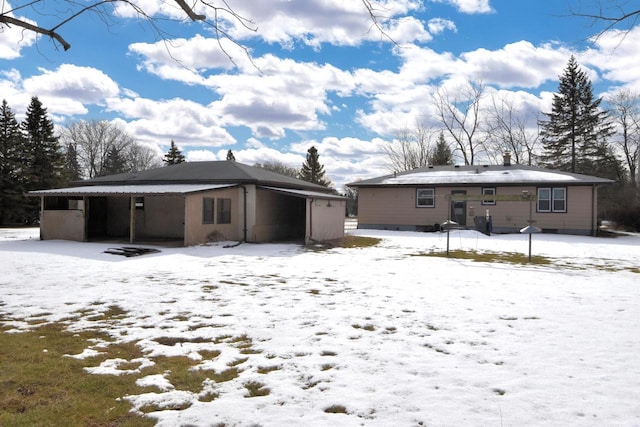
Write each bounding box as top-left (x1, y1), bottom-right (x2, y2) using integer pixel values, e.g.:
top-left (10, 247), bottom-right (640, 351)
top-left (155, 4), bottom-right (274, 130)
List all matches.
top-left (129, 196), bottom-right (136, 243)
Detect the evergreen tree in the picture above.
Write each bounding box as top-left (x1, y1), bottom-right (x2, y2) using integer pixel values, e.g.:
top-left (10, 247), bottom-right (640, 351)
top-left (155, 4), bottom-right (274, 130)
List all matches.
top-left (0, 100), bottom-right (26, 224)
top-left (163, 139), bottom-right (186, 165)
top-left (298, 146), bottom-right (331, 187)
top-left (63, 143), bottom-right (82, 183)
top-left (21, 96), bottom-right (64, 222)
top-left (429, 131), bottom-right (454, 165)
top-left (226, 150), bottom-right (236, 161)
top-left (539, 56), bottom-right (615, 175)
top-left (101, 145), bottom-right (128, 176)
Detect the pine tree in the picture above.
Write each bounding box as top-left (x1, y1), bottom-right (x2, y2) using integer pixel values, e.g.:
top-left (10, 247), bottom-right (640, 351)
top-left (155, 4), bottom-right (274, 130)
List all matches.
top-left (226, 150), bottom-right (236, 161)
top-left (539, 56), bottom-right (615, 174)
top-left (0, 100), bottom-right (26, 225)
top-left (298, 146), bottom-right (331, 187)
top-left (102, 145), bottom-right (128, 176)
top-left (429, 131), bottom-right (454, 165)
top-left (63, 143), bottom-right (82, 183)
top-left (21, 96), bottom-right (64, 222)
top-left (163, 140), bottom-right (186, 165)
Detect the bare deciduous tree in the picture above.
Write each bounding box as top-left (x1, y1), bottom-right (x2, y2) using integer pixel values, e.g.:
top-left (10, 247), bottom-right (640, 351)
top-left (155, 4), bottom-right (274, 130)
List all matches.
top-left (606, 88), bottom-right (640, 186)
top-left (254, 160), bottom-right (298, 178)
top-left (385, 123), bottom-right (436, 172)
top-left (433, 82), bottom-right (486, 165)
top-left (485, 94), bottom-right (540, 165)
top-left (59, 119), bottom-right (159, 178)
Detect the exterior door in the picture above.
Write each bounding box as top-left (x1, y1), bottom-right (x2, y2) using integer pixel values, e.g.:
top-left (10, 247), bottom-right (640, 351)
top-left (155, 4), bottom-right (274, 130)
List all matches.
top-left (451, 190), bottom-right (467, 226)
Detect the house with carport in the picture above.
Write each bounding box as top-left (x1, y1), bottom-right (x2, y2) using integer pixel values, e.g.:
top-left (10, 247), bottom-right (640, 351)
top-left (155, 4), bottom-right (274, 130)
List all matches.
top-left (29, 161), bottom-right (345, 246)
top-left (348, 155), bottom-right (613, 236)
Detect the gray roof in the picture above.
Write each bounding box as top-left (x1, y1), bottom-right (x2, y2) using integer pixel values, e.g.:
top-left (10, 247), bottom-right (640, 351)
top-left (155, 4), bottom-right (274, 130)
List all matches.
top-left (348, 164), bottom-right (614, 187)
top-left (75, 161), bottom-right (332, 192)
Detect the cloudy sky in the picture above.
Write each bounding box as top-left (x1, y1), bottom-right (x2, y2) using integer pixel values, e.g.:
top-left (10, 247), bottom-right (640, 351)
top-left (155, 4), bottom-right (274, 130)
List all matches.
top-left (1, 0), bottom-right (639, 189)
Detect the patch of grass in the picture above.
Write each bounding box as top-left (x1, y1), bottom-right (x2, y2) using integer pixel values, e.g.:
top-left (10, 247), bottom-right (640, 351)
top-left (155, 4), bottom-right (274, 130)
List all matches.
top-left (352, 323), bottom-right (376, 331)
top-left (154, 336), bottom-right (211, 346)
top-left (244, 381), bottom-right (270, 397)
top-left (227, 357), bottom-right (249, 367)
top-left (320, 350), bottom-right (337, 356)
top-left (308, 236), bottom-right (381, 251)
top-left (143, 356), bottom-right (212, 393)
top-left (0, 322), bottom-right (154, 426)
top-left (320, 364), bottom-right (335, 371)
top-left (257, 365), bottom-right (281, 374)
top-left (411, 249), bottom-right (552, 265)
top-left (324, 404), bottom-right (348, 414)
top-left (210, 367), bottom-right (241, 383)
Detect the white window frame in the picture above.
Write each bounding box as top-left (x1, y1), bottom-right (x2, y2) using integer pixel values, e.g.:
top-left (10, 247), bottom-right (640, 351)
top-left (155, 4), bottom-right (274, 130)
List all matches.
top-left (416, 188), bottom-right (435, 208)
top-left (537, 187), bottom-right (566, 213)
top-left (481, 187), bottom-right (496, 205)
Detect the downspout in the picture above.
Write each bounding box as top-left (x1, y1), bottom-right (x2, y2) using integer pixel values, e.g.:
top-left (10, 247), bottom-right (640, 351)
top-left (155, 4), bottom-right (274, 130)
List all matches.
top-left (241, 184), bottom-right (247, 241)
top-left (308, 198), bottom-right (314, 244)
top-left (591, 184), bottom-right (597, 237)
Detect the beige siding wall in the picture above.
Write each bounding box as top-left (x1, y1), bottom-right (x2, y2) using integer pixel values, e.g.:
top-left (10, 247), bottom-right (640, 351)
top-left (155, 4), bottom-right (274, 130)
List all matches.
top-left (40, 210), bottom-right (85, 241)
top-left (358, 185), bottom-right (596, 234)
top-left (307, 198), bottom-right (346, 242)
top-left (134, 196), bottom-right (184, 239)
top-left (184, 188), bottom-right (240, 246)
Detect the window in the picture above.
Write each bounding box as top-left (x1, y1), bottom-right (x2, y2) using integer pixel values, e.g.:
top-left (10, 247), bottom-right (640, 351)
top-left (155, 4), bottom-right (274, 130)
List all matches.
top-left (217, 198), bottom-right (231, 224)
top-left (203, 198), bottom-right (215, 224)
top-left (538, 187), bottom-right (566, 213)
top-left (481, 187), bottom-right (496, 205)
top-left (416, 188), bottom-right (435, 208)
top-left (44, 196), bottom-right (84, 210)
top-left (135, 197), bottom-right (145, 210)
top-left (552, 188), bottom-right (566, 212)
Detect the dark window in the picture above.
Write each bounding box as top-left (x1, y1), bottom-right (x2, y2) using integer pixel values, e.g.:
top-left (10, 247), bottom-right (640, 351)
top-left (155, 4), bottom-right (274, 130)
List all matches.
top-left (217, 198), bottom-right (231, 224)
top-left (481, 187), bottom-right (496, 205)
top-left (416, 188), bottom-right (435, 208)
top-left (203, 198), bottom-right (215, 224)
top-left (44, 196), bottom-right (83, 210)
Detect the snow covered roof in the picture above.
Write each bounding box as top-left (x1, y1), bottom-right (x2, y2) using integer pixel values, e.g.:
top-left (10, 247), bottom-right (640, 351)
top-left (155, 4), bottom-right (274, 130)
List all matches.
top-left (29, 184), bottom-right (236, 196)
top-left (349, 165), bottom-right (614, 187)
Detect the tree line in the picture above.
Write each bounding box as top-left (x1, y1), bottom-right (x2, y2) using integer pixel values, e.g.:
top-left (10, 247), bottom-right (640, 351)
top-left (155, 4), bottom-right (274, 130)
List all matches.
top-left (388, 56), bottom-right (639, 230)
top-left (0, 97), bottom-right (162, 225)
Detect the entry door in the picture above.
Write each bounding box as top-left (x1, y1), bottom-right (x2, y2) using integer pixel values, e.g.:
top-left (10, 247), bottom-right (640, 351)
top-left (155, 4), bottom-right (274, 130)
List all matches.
top-left (450, 190), bottom-right (467, 226)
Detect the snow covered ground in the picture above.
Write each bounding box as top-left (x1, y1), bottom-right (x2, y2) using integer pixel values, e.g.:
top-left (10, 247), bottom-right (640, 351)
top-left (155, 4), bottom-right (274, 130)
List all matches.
top-left (1, 227), bottom-right (639, 426)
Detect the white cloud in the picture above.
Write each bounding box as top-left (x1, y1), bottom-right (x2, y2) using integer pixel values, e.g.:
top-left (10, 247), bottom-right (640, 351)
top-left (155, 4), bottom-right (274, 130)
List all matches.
top-left (105, 97), bottom-right (235, 147)
top-left (584, 27), bottom-right (640, 90)
top-left (427, 18), bottom-right (457, 35)
top-left (461, 41), bottom-right (572, 88)
top-left (430, 0), bottom-right (493, 14)
top-left (0, 2), bottom-right (37, 59)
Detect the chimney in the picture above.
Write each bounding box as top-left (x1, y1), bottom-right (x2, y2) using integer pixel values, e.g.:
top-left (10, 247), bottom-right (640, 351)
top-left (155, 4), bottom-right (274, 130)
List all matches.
top-left (503, 152), bottom-right (511, 166)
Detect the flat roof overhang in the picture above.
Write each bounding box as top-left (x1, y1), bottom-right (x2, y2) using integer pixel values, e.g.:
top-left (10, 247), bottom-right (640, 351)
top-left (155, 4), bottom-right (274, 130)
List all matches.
top-left (28, 184), bottom-right (237, 197)
top-left (259, 186), bottom-right (345, 200)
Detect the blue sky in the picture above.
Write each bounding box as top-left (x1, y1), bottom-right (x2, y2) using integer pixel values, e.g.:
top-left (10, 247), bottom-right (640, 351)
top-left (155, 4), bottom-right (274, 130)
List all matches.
top-left (2, 0), bottom-right (639, 189)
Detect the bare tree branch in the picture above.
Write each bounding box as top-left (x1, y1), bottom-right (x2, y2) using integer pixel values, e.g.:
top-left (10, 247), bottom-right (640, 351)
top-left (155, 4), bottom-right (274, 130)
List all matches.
top-left (568, 0), bottom-right (640, 40)
top-left (1, 0), bottom-right (390, 62)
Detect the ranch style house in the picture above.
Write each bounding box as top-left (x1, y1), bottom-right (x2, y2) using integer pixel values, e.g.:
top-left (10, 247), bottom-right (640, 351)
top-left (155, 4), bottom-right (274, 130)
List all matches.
top-left (348, 154), bottom-right (613, 236)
